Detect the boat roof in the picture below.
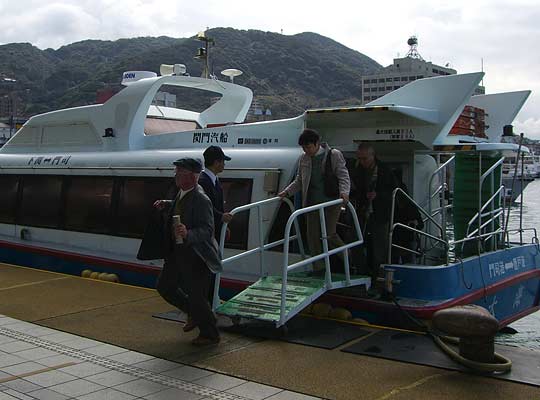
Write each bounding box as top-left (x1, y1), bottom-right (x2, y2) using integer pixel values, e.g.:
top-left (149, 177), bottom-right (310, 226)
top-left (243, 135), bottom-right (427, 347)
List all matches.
top-left (0, 69), bottom-right (530, 156)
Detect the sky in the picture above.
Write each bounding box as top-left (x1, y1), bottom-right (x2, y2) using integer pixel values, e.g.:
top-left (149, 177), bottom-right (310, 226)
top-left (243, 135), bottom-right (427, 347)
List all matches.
top-left (0, 0), bottom-right (539, 138)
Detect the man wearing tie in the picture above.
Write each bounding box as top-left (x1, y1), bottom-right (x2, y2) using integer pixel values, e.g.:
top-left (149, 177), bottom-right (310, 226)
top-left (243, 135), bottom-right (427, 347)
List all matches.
top-left (153, 158), bottom-right (221, 346)
top-left (199, 145), bottom-right (234, 241)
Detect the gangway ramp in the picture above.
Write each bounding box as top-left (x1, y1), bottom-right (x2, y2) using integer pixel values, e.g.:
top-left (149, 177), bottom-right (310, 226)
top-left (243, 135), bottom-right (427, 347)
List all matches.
top-left (216, 273), bottom-right (370, 325)
top-left (212, 197), bottom-right (368, 327)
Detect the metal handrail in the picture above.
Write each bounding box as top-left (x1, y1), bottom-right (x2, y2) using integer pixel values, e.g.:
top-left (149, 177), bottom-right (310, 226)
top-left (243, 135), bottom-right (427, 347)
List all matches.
top-left (466, 211), bottom-right (504, 241)
top-left (427, 155), bottom-right (455, 217)
top-left (465, 186), bottom-right (505, 230)
top-left (388, 187), bottom-right (446, 264)
top-left (453, 229), bottom-right (505, 246)
top-left (462, 156), bottom-right (505, 255)
top-left (279, 199), bottom-right (364, 325)
top-left (465, 209), bottom-right (504, 238)
top-left (506, 227), bottom-right (539, 246)
top-left (390, 222), bottom-right (448, 260)
top-left (212, 196), bottom-right (304, 310)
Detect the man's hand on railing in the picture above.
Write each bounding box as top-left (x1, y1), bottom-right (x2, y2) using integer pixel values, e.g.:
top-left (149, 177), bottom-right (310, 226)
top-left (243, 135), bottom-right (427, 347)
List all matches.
top-left (340, 193), bottom-right (349, 205)
top-left (278, 190), bottom-right (288, 198)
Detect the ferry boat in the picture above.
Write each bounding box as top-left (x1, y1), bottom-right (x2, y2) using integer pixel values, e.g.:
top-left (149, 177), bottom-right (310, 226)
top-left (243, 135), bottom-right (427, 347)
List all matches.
top-left (0, 54), bottom-right (538, 330)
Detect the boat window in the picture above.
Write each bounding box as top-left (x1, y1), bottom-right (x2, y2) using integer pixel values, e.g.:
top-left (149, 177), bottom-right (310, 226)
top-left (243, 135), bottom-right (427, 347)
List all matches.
top-left (144, 118), bottom-right (200, 136)
top-left (63, 176), bottom-right (114, 234)
top-left (0, 175), bottom-right (20, 224)
top-left (221, 178), bottom-right (253, 250)
top-left (18, 175), bottom-right (63, 228)
top-left (152, 85), bottom-right (222, 113)
top-left (115, 177), bottom-right (174, 238)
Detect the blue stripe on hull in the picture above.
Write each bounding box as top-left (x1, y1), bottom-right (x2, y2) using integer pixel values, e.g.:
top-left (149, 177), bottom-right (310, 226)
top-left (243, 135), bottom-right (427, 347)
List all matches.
top-left (390, 244), bottom-right (540, 301)
top-left (0, 246), bottom-right (158, 288)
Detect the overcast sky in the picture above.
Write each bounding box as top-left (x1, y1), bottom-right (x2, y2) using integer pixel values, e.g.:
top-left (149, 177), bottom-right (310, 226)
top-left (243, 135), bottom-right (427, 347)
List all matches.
top-left (0, 0), bottom-right (538, 138)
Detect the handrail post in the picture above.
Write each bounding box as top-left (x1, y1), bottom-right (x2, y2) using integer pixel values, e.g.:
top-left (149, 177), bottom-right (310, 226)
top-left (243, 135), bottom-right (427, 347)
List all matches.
top-left (477, 153), bottom-right (482, 255)
top-left (520, 153), bottom-right (524, 245)
top-left (257, 206), bottom-right (266, 277)
top-left (427, 155), bottom-right (455, 234)
top-left (318, 207), bottom-right (332, 288)
top-left (280, 214), bottom-right (293, 326)
top-left (388, 189), bottom-right (397, 264)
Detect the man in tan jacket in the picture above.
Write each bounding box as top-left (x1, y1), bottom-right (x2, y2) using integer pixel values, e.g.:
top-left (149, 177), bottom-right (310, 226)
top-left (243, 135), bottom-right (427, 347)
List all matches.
top-left (279, 129), bottom-right (350, 275)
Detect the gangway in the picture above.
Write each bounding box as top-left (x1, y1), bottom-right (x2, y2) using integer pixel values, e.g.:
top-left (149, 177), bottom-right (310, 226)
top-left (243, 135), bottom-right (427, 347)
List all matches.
top-left (212, 197), bottom-right (369, 327)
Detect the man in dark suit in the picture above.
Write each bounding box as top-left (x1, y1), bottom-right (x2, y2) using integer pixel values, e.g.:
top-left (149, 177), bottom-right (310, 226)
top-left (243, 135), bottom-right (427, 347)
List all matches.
top-left (153, 158), bottom-right (222, 346)
top-left (185, 146), bottom-right (233, 334)
top-left (199, 145), bottom-right (233, 242)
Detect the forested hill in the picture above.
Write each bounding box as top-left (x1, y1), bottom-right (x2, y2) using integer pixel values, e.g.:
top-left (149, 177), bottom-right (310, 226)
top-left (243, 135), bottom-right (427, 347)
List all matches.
top-left (0, 27), bottom-right (382, 118)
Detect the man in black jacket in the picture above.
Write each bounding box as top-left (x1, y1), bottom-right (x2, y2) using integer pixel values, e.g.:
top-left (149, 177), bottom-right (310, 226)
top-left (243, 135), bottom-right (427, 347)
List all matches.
top-left (351, 143), bottom-right (398, 282)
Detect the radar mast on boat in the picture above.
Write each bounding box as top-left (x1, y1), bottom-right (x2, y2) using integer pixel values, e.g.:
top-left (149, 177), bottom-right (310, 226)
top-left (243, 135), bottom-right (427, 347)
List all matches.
top-left (195, 30), bottom-right (215, 79)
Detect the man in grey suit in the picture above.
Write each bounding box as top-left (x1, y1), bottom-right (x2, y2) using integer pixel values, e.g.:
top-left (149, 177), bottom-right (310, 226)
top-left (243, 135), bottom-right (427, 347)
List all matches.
top-left (154, 158), bottom-right (222, 346)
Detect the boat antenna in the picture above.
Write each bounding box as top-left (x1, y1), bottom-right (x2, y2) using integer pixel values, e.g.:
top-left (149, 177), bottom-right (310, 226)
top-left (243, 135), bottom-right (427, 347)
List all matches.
top-left (195, 30), bottom-right (215, 79)
top-left (481, 57), bottom-right (484, 87)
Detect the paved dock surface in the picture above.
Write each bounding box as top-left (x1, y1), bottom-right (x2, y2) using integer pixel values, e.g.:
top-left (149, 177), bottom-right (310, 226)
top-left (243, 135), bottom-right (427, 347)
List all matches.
top-left (0, 263), bottom-right (539, 400)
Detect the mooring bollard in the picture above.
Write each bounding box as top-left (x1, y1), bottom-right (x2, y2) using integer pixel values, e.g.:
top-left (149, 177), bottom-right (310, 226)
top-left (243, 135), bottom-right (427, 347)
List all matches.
top-left (433, 304), bottom-right (499, 363)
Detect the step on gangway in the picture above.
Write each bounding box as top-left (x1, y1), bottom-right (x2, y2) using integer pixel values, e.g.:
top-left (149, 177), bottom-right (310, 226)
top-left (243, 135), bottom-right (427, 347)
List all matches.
top-left (212, 197), bottom-right (369, 327)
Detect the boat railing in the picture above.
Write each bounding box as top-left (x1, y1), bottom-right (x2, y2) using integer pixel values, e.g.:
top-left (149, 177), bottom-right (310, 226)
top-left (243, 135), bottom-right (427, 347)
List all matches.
top-left (212, 196), bottom-right (305, 310)
top-left (505, 228), bottom-right (539, 247)
top-left (428, 155), bottom-right (455, 230)
top-left (279, 199), bottom-right (364, 325)
top-left (388, 187), bottom-right (448, 264)
top-left (457, 156), bottom-right (505, 255)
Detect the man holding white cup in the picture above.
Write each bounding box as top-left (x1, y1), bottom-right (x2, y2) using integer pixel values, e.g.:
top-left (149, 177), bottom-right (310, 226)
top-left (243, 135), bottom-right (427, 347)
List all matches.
top-left (153, 158), bottom-right (222, 346)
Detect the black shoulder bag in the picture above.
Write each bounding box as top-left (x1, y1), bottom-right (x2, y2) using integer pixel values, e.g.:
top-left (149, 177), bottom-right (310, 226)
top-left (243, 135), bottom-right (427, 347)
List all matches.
top-left (324, 148), bottom-right (340, 198)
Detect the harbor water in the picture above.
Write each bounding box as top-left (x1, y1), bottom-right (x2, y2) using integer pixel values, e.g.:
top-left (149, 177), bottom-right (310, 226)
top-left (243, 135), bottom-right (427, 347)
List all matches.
top-left (496, 178), bottom-right (540, 350)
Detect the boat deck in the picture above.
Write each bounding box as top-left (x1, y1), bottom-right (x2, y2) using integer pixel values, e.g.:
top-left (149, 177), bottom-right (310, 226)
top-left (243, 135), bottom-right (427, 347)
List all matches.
top-left (0, 263), bottom-right (538, 400)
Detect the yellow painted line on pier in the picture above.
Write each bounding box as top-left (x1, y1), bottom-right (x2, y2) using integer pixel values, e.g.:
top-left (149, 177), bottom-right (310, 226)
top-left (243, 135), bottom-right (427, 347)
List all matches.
top-left (305, 313), bottom-right (427, 335)
top-left (0, 276), bottom-right (70, 291)
top-left (0, 262), bottom-right (157, 292)
top-left (0, 362), bottom-right (77, 383)
top-left (374, 371), bottom-right (458, 400)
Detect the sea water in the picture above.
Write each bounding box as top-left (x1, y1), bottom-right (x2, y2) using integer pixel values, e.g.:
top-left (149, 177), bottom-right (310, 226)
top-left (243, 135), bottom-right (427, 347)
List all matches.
top-left (495, 179), bottom-right (540, 350)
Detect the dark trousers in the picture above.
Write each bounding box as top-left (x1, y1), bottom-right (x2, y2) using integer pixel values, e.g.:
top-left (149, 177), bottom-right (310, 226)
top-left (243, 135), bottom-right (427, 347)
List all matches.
top-left (157, 246), bottom-right (219, 339)
top-left (357, 217), bottom-right (389, 281)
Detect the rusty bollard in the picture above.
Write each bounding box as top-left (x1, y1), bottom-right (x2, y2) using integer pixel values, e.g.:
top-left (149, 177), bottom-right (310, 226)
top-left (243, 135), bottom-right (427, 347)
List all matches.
top-left (433, 305), bottom-right (500, 363)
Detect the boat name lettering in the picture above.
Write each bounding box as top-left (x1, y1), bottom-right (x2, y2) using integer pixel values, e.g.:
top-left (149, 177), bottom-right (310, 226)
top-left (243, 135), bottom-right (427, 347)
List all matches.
top-left (513, 285), bottom-right (525, 309)
top-left (27, 155), bottom-right (71, 166)
top-left (237, 138), bottom-right (279, 145)
top-left (488, 256), bottom-right (526, 278)
top-left (192, 131), bottom-right (228, 144)
top-left (376, 128), bottom-right (414, 140)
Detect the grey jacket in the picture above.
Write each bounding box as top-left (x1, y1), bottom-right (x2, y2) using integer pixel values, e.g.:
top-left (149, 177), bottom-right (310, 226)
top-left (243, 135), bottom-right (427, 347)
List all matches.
top-left (164, 185), bottom-right (222, 273)
top-left (283, 143), bottom-right (350, 207)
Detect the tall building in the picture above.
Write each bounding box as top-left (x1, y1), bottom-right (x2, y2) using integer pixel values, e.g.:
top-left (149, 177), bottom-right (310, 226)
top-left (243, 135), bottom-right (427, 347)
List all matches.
top-left (361, 36), bottom-right (485, 104)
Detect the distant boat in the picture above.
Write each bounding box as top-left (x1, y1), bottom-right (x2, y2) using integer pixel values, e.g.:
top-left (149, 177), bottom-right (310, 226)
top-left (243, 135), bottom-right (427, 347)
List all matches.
top-left (502, 154), bottom-right (536, 201)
